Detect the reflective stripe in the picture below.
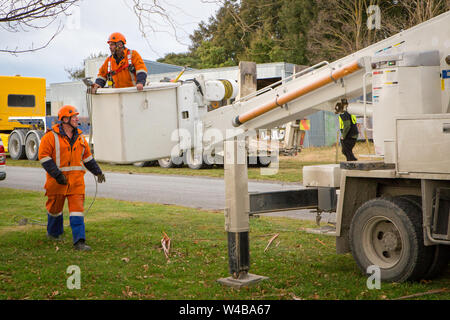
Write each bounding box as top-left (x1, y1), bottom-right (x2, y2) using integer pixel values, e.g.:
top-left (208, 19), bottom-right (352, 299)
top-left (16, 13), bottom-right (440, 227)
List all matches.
top-left (52, 131), bottom-right (85, 172)
top-left (127, 50), bottom-right (132, 65)
top-left (83, 155), bottom-right (93, 163)
top-left (48, 211), bottom-right (63, 217)
top-left (40, 156), bottom-right (52, 164)
top-left (52, 132), bottom-right (61, 168)
top-left (136, 69), bottom-right (147, 75)
top-left (60, 166), bottom-right (85, 172)
top-left (128, 50), bottom-right (136, 86)
top-left (69, 212), bottom-right (84, 217)
top-left (81, 143), bottom-right (85, 161)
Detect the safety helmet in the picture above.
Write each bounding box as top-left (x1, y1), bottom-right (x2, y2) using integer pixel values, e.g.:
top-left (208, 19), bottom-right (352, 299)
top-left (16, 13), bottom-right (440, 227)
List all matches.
top-left (108, 32), bottom-right (126, 45)
top-left (58, 105), bottom-right (79, 121)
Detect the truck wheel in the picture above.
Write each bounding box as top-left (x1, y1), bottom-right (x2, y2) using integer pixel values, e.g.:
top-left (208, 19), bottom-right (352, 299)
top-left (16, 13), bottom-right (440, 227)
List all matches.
top-left (350, 197), bottom-right (433, 282)
top-left (158, 158), bottom-right (176, 168)
top-left (202, 151), bottom-right (217, 168)
top-left (8, 130), bottom-right (26, 160)
top-left (133, 161), bottom-right (157, 167)
top-left (184, 150), bottom-right (204, 170)
top-left (257, 155), bottom-right (272, 167)
top-left (25, 130), bottom-right (43, 161)
top-left (396, 195), bottom-right (450, 279)
top-left (424, 245), bottom-right (450, 279)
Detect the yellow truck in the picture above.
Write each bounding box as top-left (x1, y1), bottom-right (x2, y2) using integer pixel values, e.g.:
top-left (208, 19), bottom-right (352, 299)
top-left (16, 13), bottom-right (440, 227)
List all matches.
top-left (0, 75), bottom-right (51, 160)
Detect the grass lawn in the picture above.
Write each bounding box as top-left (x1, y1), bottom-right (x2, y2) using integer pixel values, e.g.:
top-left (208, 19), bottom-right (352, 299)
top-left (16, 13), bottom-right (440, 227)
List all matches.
top-left (1, 188), bottom-right (449, 300)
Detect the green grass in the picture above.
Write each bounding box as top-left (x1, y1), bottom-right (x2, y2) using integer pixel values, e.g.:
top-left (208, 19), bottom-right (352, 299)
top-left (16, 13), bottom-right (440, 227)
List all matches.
top-left (1, 188), bottom-right (449, 300)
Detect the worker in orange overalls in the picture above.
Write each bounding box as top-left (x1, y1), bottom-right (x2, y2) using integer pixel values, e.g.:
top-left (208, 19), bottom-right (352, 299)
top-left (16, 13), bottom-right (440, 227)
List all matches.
top-left (38, 105), bottom-right (105, 251)
top-left (92, 32), bottom-right (148, 92)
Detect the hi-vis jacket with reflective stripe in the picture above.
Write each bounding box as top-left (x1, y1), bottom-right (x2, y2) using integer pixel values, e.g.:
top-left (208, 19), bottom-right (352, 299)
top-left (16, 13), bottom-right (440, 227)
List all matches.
top-left (339, 111), bottom-right (359, 140)
top-left (97, 48), bottom-right (147, 88)
top-left (38, 124), bottom-right (97, 195)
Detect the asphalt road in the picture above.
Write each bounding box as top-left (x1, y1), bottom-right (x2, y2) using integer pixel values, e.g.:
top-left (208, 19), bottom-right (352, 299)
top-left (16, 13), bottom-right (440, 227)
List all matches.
top-left (1, 166), bottom-right (335, 222)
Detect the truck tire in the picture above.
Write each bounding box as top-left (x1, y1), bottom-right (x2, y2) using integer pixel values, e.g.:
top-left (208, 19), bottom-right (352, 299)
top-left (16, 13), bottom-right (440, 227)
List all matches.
top-left (8, 130), bottom-right (26, 160)
top-left (350, 197), bottom-right (433, 282)
top-left (257, 155), bottom-right (272, 167)
top-left (158, 156), bottom-right (182, 168)
top-left (396, 195), bottom-right (450, 279)
top-left (424, 245), bottom-right (450, 279)
top-left (133, 161), bottom-right (157, 167)
top-left (25, 130), bottom-right (43, 161)
top-left (184, 150), bottom-right (205, 170)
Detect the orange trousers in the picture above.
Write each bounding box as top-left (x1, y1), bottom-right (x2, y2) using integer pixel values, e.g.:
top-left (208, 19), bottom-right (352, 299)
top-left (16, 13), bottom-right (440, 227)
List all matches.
top-left (46, 194), bottom-right (86, 244)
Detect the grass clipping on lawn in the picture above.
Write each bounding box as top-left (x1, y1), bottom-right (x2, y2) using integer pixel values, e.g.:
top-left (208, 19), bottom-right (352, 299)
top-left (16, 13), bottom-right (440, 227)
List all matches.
top-left (0, 188), bottom-right (449, 300)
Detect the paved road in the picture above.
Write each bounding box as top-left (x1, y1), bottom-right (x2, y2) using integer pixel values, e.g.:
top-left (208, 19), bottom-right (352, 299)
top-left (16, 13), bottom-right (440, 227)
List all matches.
top-left (1, 166), bottom-right (335, 222)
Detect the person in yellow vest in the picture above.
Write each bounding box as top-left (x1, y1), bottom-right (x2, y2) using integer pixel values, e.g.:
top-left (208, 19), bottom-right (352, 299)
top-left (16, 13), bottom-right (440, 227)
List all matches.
top-left (335, 99), bottom-right (359, 161)
top-left (92, 32), bottom-right (148, 92)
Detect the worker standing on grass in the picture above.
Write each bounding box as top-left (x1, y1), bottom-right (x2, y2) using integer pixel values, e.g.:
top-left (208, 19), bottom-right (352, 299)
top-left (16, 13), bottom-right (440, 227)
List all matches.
top-left (92, 32), bottom-right (148, 92)
top-left (335, 99), bottom-right (359, 161)
top-left (38, 105), bottom-right (106, 251)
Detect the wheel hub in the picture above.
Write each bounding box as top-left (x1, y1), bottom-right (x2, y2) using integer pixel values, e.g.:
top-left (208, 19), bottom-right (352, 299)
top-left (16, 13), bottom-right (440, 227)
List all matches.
top-left (363, 217), bottom-right (403, 268)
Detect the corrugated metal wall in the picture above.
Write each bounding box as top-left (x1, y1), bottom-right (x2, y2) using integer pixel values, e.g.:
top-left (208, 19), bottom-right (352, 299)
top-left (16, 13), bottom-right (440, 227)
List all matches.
top-left (302, 110), bottom-right (373, 147)
top-left (303, 111), bottom-right (339, 147)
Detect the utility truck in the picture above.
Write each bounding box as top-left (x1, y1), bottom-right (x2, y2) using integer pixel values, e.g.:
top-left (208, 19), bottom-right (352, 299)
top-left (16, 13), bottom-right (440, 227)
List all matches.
top-left (90, 11), bottom-right (450, 283)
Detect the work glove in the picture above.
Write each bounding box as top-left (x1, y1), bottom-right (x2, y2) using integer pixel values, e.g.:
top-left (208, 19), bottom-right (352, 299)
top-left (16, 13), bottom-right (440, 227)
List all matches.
top-left (97, 173), bottom-right (106, 183)
top-left (55, 173), bottom-right (67, 185)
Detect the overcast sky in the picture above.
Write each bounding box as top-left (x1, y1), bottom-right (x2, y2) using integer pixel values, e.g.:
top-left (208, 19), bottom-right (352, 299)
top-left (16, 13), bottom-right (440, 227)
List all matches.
top-left (0, 0), bottom-right (220, 85)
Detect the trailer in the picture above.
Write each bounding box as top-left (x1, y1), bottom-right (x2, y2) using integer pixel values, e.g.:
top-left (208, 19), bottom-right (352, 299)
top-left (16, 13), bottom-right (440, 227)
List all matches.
top-left (90, 11), bottom-right (450, 284)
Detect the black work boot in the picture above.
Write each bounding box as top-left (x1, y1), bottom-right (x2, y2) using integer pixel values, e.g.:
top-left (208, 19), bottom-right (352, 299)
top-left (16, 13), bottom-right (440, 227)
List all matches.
top-left (74, 239), bottom-right (91, 251)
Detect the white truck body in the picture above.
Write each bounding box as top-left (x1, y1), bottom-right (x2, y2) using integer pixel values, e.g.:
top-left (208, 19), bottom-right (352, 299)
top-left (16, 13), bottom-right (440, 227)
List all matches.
top-left (91, 11), bottom-right (450, 282)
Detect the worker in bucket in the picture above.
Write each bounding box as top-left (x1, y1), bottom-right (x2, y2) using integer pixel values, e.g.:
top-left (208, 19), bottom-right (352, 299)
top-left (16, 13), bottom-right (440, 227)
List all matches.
top-left (92, 32), bottom-right (147, 92)
top-left (38, 105), bottom-right (106, 251)
top-left (335, 99), bottom-right (359, 161)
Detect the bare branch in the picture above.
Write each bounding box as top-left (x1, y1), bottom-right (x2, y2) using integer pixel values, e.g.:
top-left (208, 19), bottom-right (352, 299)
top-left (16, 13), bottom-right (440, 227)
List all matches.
top-left (0, 20), bottom-right (65, 55)
top-left (129, 0), bottom-right (202, 56)
top-left (0, 0), bottom-right (79, 54)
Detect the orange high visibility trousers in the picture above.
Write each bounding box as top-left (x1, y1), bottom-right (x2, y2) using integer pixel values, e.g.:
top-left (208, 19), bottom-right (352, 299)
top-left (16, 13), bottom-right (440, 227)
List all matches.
top-left (46, 194), bottom-right (85, 244)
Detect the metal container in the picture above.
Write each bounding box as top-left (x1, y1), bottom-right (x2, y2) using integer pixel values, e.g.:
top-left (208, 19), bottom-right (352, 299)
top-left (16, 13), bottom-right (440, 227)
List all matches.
top-left (396, 113), bottom-right (450, 174)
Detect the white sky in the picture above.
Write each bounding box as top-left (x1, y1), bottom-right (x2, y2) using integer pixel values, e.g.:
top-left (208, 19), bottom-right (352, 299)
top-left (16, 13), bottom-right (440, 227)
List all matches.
top-left (0, 0), bottom-right (220, 85)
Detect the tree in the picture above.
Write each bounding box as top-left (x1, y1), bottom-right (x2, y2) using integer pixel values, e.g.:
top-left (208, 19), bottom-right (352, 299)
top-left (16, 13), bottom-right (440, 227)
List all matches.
top-left (306, 0), bottom-right (450, 64)
top-left (65, 52), bottom-right (108, 81)
top-left (156, 52), bottom-right (201, 68)
top-left (0, 0), bottom-right (79, 54)
top-left (168, 0), bottom-right (317, 68)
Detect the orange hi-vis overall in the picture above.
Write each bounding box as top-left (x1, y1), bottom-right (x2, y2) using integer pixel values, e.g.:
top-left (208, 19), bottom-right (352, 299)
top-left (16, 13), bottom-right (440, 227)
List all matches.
top-left (97, 48), bottom-right (147, 88)
top-left (39, 125), bottom-right (93, 196)
top-left (38, 124), bottom-right (95, 243)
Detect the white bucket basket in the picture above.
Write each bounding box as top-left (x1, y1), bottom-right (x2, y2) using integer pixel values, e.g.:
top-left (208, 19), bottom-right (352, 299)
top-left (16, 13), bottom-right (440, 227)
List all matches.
top-left (91, 83), bottom-right (181, 163)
